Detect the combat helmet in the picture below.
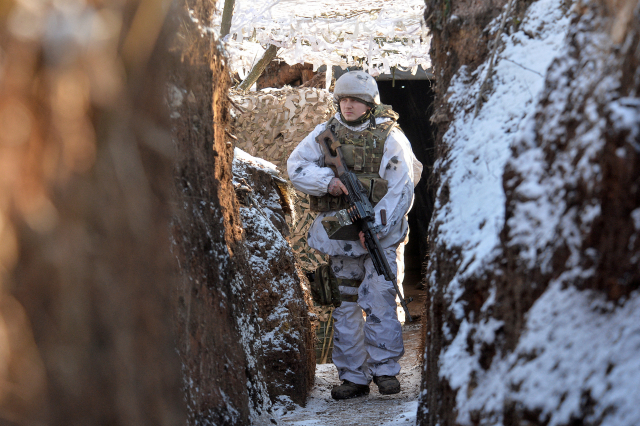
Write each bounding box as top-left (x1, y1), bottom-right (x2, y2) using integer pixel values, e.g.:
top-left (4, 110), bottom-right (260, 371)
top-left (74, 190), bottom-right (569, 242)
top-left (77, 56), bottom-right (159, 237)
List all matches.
top-left (333, 71), bottom-right (381, 106)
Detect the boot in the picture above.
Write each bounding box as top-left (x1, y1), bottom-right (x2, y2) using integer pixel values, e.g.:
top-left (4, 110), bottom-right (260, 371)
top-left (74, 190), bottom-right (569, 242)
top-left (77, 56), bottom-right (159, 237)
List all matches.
top-left (331, 380), bottom-right (370, 400)
top-left (373, 375), bottom-right (401, 395)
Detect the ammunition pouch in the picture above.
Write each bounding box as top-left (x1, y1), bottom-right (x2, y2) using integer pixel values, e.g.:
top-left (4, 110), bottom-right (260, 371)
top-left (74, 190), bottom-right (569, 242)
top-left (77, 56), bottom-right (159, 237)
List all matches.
top-left (310, 264), bottom-right (361, 307)
top-left (321, 211), bottom-right (359, 241)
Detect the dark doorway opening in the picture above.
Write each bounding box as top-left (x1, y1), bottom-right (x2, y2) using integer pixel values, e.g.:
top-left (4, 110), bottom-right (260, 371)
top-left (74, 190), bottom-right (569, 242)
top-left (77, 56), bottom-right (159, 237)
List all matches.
top-left (378, 80), bottom-right (436, 296)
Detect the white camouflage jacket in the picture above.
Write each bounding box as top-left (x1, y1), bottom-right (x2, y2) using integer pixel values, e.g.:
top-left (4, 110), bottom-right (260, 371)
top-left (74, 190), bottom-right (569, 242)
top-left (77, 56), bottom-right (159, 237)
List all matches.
top-left (287, 113), bottom-right (423, 257)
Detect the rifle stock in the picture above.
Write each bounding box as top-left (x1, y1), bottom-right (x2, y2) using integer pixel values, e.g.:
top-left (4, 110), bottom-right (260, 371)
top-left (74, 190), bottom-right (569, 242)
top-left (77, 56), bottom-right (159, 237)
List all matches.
top-left (315, 124), bottom-right (413, 322)
top-left (316, 125), bottom-right (348, 176)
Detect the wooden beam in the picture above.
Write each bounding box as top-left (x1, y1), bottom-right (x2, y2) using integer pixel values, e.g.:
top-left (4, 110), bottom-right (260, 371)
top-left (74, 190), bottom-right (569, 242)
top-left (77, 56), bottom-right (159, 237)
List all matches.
top-left (237, 44), bottom-right (279, 91)
top-left (220, 0), bottom-right (235, 38)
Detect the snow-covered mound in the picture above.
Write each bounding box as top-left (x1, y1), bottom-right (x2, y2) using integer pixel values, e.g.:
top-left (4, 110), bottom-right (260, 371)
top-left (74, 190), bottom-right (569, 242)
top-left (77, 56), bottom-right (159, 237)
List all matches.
top-left (232, 148), bottom-right (315, 407)
top-left (234, 147), bottom-right (278, 173)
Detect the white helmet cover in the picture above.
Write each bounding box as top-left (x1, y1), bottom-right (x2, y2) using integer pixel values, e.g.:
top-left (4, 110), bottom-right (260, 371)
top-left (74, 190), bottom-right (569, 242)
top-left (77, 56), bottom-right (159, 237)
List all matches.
top-left (333, 71), bottom-right (380, 105)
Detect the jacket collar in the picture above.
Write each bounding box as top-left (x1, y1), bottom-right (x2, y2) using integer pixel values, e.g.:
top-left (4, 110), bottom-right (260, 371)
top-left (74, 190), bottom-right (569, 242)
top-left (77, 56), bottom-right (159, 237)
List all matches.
top-left (333, 113), bottom-right (390, 132)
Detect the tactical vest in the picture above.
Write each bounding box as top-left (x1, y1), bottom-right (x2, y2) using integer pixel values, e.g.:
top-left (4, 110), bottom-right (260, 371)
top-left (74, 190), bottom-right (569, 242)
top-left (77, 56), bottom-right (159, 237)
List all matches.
top-left (309, 105), bottom-right (401, 212)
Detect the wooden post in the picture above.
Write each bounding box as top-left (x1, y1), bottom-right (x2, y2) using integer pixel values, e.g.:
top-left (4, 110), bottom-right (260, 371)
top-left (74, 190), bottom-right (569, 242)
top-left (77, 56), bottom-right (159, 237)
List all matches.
top-left (220, 0), bottom-right (235, 38)
top-left (237, 44), bottom-right (279, 91)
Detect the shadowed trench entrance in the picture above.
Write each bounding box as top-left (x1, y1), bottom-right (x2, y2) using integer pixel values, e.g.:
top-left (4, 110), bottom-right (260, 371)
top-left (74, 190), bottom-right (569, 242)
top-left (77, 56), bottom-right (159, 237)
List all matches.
top-left (378, 79), bottom-right (436, 312)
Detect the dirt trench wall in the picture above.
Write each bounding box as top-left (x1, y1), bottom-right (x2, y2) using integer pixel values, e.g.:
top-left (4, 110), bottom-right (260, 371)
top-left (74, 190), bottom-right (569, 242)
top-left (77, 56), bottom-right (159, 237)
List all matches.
top-left (419, 1), bottom-right (509, 422)
top-left (420, 0), bottom-right (640, 425)
top-left (424, 0), bottom-right (508, 134)
top-left (0, 0), bottom-right (316, 423)
top-left (171, 2), bottom-right (316, 424)
top-left (0, 0), bottom-right (185, 424)
top-left (169, 1), bottom-right (277, 424)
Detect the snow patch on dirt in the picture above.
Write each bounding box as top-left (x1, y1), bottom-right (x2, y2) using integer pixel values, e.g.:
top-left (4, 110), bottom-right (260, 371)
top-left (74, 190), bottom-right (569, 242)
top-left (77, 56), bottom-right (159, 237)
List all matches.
top-left (234, 147), bottom-right (278, 174)
top-left (466, 286), bottom-right (640, 426)
top-left (426, 0), bottom-right (640, 424)
top-left (431, 0), bottom-right (571, 319)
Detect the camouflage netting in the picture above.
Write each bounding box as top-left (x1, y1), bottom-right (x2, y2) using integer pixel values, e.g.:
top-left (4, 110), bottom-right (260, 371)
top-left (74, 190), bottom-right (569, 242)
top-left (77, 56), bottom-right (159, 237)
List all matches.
top-left (230, 87), bottom-right (336, 273)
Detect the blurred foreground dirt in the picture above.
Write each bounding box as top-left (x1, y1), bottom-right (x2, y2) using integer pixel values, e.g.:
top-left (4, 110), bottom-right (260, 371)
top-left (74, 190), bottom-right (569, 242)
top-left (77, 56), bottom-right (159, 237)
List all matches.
top-left (0, 0), bottom-right (186, 424)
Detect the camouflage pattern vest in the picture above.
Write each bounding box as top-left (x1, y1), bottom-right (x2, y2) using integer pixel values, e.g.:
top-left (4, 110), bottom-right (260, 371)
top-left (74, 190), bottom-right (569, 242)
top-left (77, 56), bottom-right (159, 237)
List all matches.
top-left (309, 105), bottom-right (401, 212)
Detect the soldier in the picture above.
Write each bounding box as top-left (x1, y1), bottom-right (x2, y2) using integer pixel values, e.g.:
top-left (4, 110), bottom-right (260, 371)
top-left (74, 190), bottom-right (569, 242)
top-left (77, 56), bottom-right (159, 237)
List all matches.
top-left (287, 70), bottom-right (422, 399)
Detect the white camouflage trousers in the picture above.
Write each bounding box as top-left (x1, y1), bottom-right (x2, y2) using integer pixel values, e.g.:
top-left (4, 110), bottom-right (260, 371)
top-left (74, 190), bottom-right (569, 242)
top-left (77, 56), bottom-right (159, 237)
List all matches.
top-left (330, 242), bottom-right (406, 385)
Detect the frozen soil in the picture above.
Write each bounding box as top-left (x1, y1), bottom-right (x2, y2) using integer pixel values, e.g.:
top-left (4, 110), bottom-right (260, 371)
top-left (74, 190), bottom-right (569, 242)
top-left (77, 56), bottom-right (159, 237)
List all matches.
top-left (275, 321), bottom-right (423, 426)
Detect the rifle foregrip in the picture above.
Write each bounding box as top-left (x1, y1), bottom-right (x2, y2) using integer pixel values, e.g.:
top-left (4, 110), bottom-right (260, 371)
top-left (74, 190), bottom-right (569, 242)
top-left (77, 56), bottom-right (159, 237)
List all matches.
top-left (364, 232), bottom-right (391, 279)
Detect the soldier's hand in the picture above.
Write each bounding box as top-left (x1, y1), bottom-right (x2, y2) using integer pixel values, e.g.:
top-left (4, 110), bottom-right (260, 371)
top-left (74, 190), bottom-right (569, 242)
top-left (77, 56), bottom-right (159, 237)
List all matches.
top-left (327, 177), bottom-right (349, 196)
top-left (359, 231), bottom-right (380, 249)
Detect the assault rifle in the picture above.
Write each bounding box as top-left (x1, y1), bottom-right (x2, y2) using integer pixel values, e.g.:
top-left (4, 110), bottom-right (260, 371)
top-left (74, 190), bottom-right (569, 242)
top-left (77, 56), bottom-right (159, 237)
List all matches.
top-left (316, 124), bottom-right (413, 322)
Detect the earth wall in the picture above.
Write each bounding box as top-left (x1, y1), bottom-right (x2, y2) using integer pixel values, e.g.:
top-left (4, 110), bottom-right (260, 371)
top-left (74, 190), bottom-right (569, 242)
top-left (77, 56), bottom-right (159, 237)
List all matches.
top-left (171, 1), bottom-right (317, 424)
top-left (420, 0), bottom-right (640, 425)
top-left (0, 0), bottom-right (185, 424)
top-left (232, 153), bottom-right (316, 406)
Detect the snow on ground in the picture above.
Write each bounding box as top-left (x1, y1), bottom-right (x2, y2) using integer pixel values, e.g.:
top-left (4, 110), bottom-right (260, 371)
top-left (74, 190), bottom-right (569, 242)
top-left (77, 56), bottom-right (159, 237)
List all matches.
top-left (276, 322), bottom-right (423, 426)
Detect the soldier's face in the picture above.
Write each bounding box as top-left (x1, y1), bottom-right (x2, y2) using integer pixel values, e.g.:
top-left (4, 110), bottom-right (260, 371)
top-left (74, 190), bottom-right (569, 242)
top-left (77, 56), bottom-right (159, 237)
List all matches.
top-left (339, 97), bottom-right (371, 121)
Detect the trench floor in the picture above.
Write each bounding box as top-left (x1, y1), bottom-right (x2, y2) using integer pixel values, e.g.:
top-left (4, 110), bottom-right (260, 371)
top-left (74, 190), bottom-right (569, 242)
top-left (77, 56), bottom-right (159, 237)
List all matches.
top-left (277, 276), bottom-right (426, 425)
